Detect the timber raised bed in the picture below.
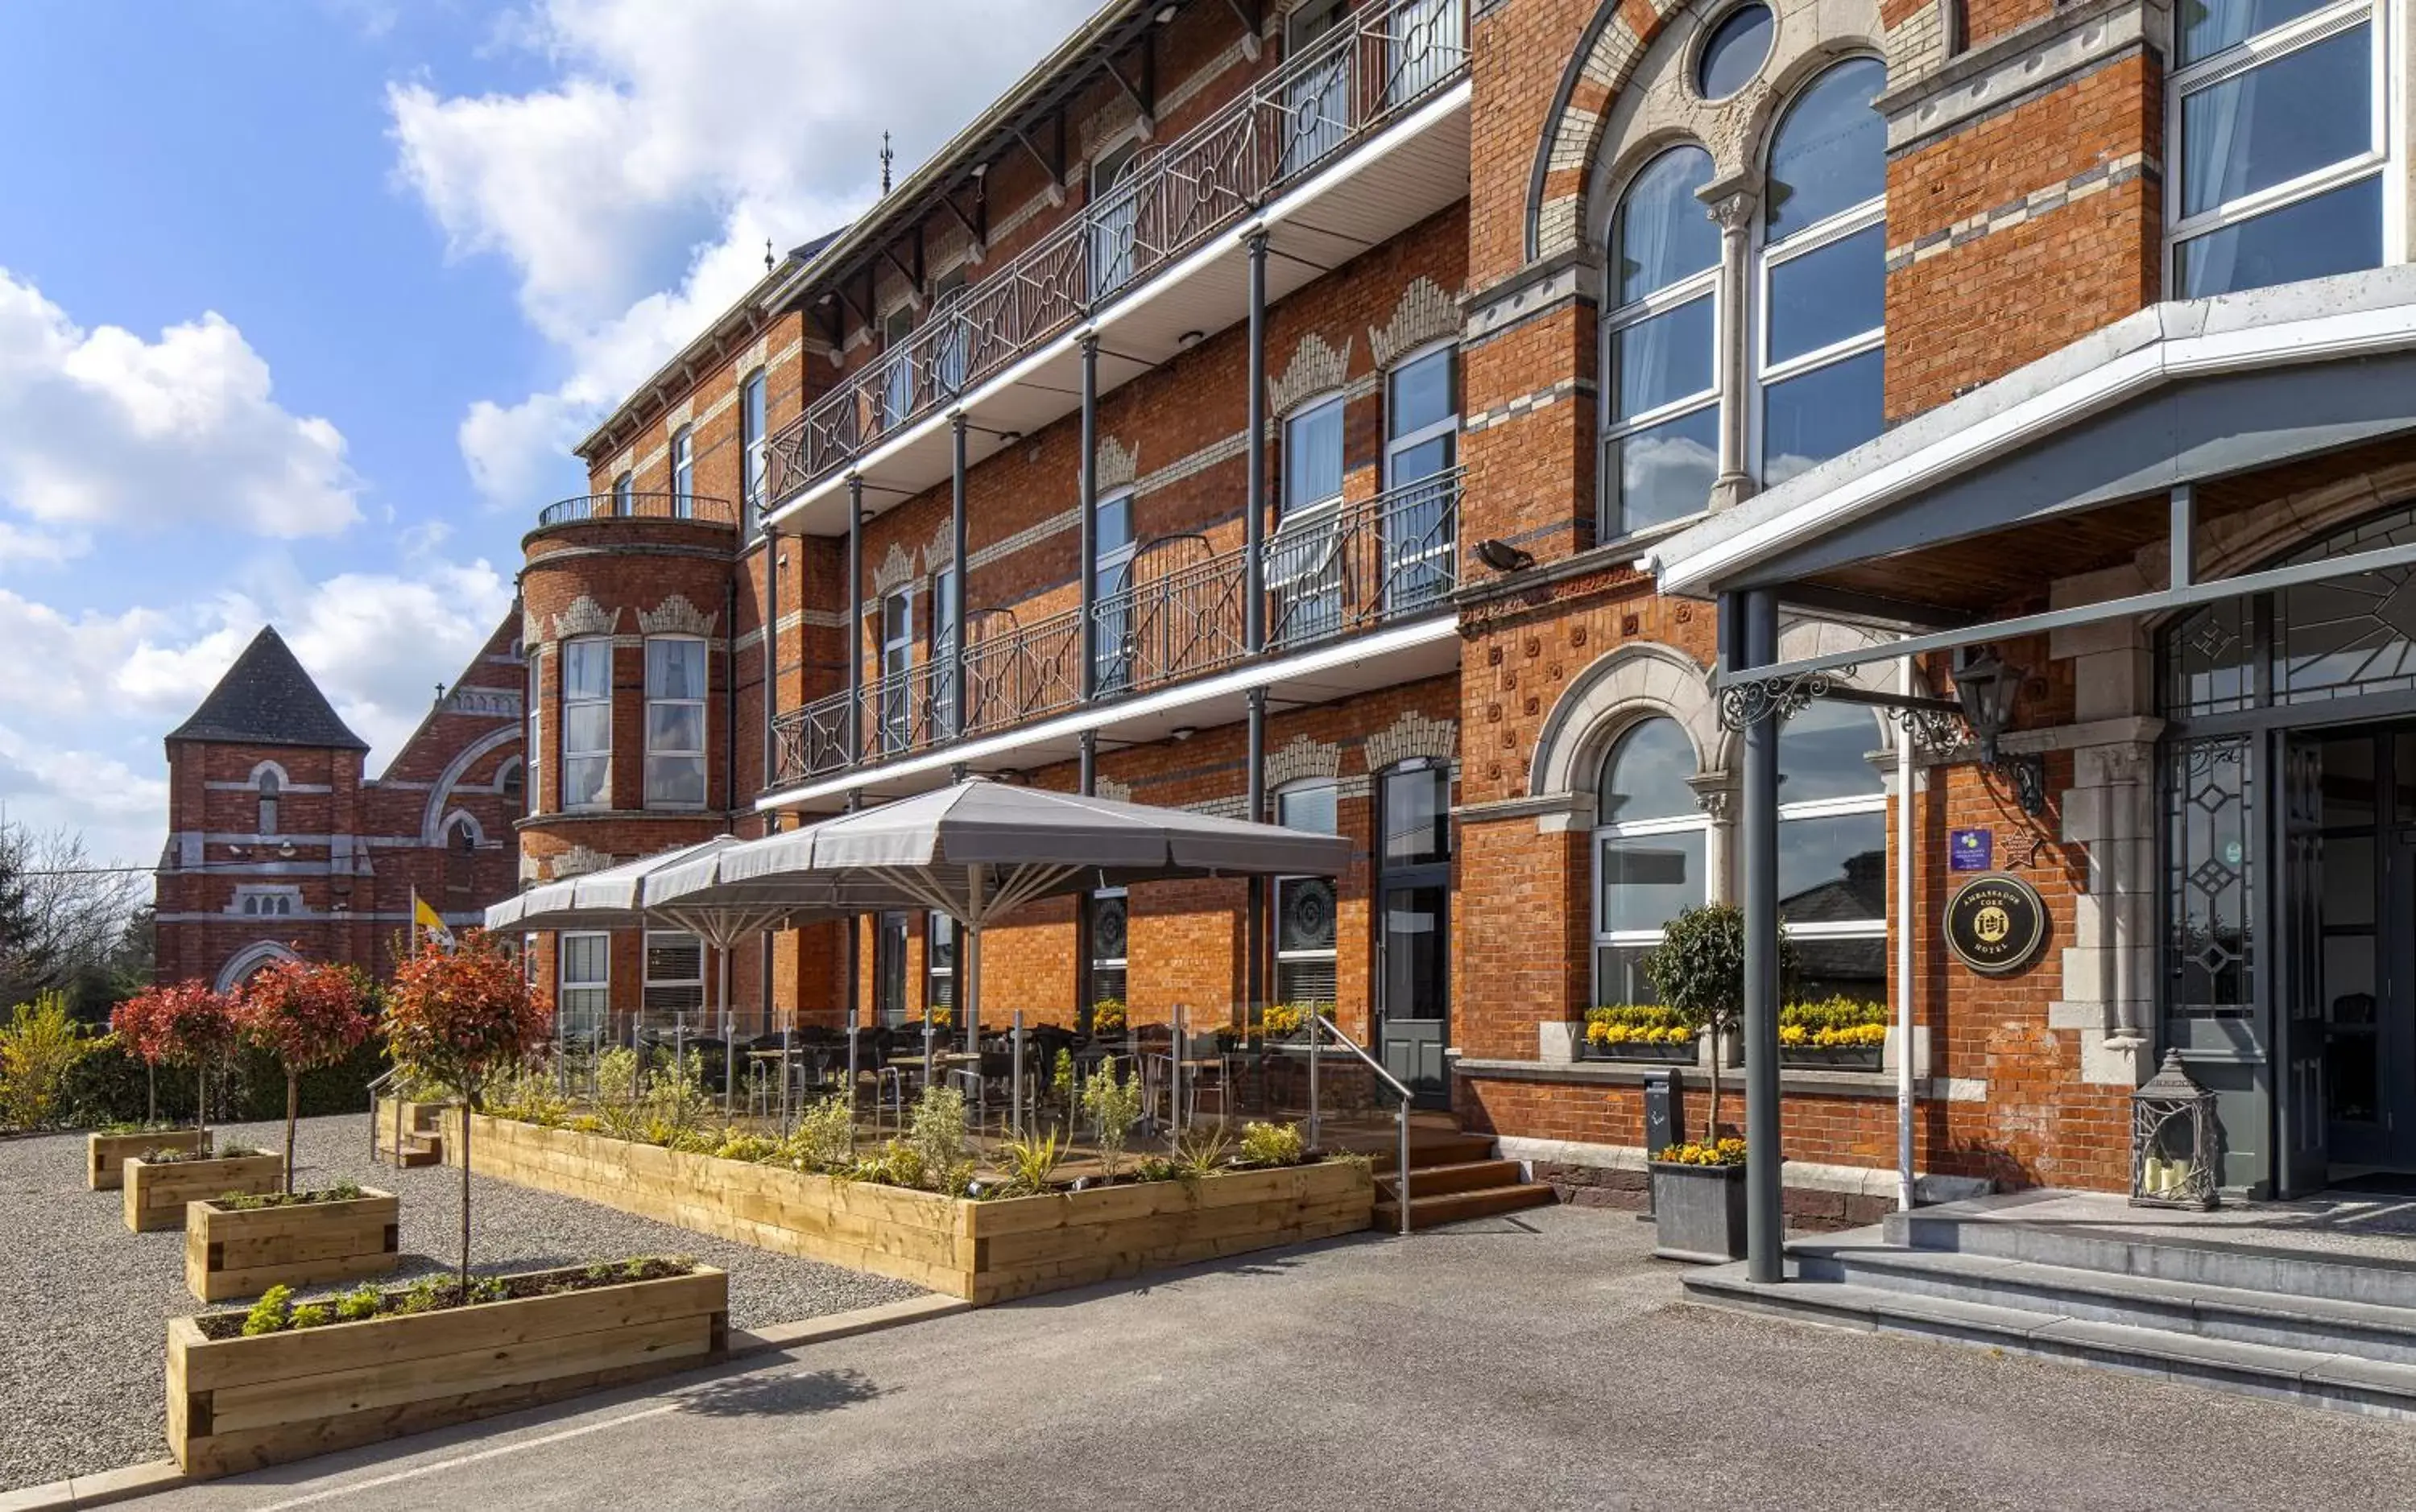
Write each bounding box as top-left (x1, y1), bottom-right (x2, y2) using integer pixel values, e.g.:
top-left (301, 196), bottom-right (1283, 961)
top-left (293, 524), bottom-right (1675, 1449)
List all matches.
top-left (167, 1263), bottom-right (727, 1479)
top-left (124, 1152), bottom-right (284, 1233)
top-left (88, 1128), bottom-right (206, 1190)
top-left (185, 1188), bottom-right (401, 1302)
top-left (377, 1100), bottom-right (1375, 1303)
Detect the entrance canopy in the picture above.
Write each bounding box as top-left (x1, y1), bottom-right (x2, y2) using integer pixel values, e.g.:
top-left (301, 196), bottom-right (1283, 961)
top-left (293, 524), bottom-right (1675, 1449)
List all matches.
top-left (1647, 268), bottom-right (2416, 677)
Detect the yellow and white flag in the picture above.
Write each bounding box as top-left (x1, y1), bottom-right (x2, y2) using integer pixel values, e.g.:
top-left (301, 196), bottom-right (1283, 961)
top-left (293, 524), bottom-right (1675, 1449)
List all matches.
top-left (412, 890), bottom-right (456, 953)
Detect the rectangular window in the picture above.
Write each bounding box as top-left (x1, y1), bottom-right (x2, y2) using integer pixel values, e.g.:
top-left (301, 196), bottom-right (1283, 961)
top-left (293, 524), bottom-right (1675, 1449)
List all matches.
top-left (1273, 783), bottom-right (1340, 1010)
top-left (879, 590), bottom-right (914, 753)
top-left (740, 370), bottom-right (767, 533)
top-left (561, 638), bottom-right (611, 810)
top-left (611, 472), bottom-right (633, 516)
top-left (2169, 0), bottom-right (2385, 298)
top-left (1086, 889), bottom-right (1128, 1021)
top-left (643, 931), bottom-right (704, 1022)
top-left (1282, 0), bottom-right (1351, 176)
top-left (1383, 345), bottom-right (1458, 613)
top-left (644, 637), bottom-right (707, 808)
top-left (929, 568), bottom-right (958, 735)
top-left (933, 268), bottom-right (970, 393)
top-left (560, 932), bottom-right (610, 1039)
top-left (525, 650), bottom-right (543, 816)
top-left (927, 912), bottom-right (955, 1011)
top-left (1093, 491), bottom-right (1136, 693)
top-left (670, 428), bottom-right (694, 515)
top-left (1090, 141), bottom-right (1143, 302)
top-left (1272, 396), bottom-right (1346, 647)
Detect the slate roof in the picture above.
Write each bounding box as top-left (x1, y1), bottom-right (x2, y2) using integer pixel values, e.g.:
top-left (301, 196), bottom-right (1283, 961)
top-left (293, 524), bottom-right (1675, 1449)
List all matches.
top-left (166, 626), bottom-right (369, 750)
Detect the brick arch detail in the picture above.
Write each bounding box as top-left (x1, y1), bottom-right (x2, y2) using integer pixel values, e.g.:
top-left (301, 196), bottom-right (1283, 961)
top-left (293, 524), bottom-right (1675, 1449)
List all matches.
top-left (420, 723), bottom-right (524, 845)
top-left (1529, 640), bottom-right (1719, 805)
top-left (1523, 0), bottom-right (1695, 266)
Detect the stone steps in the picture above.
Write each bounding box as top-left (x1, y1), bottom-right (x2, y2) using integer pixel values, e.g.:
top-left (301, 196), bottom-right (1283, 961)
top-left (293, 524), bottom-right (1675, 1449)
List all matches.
top-left (1375, 1182), bottom-right (1558, 1232)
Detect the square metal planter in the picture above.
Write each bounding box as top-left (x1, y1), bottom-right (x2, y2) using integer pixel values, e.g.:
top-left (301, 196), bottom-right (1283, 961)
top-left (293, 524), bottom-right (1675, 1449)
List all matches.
top-left (1649, 1160), bottom-right (1747, 1263)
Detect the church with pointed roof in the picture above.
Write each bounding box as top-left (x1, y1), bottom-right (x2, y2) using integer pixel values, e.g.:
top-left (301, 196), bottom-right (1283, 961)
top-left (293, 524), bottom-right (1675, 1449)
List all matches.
top-left (154, 615), bottom-right (527, 992)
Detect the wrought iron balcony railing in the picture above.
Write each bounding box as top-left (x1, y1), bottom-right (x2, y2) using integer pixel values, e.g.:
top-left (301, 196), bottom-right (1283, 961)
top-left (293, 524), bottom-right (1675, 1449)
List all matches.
top-left (771, 467), bottom-right (1460, 787)
top-left (764, 0), bottom-right (1468, 506)
top-left (534, 491), bottom-right (741, 530)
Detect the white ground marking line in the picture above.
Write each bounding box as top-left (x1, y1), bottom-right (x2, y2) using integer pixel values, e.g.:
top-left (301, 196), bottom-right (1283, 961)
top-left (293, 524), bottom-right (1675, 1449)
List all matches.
top-left (242, 1397), bottom-right (689, 1511)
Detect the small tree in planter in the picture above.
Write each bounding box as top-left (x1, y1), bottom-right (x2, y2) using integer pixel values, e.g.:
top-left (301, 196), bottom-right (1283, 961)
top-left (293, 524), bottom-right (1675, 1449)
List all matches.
top-left (236, 958), bottom-right (379, 1193)
top-left (385, 929), bottom-right (552, 1298)
top-left (111, 981), bottom-right (238, 1142)
top-left (1639, 903), bottom-right (1798, 1145)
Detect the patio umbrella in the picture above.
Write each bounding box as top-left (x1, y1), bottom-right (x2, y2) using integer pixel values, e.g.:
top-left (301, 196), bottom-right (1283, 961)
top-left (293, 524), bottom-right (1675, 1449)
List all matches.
top-left (652, 778), bottom-right (1352, 1063)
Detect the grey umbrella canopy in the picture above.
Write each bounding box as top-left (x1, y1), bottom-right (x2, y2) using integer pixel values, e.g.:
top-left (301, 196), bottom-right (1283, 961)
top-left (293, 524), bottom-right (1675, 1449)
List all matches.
top-left (482, 836), bottom-right (743, 934)
top-left (651, 778), bottom-right (1351, 1051)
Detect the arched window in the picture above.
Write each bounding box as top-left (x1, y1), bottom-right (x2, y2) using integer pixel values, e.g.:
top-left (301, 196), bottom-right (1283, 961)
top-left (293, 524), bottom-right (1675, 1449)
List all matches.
top-left (498, 758), bottom-right (525, 817)
top-left (1602, 146), bottom-right (1720, 538)
top-left (1757, 58), bottom-right (1887, 488)
top-left (1776, 696), bottom-right (1888, 1003)
top-left (448, 816), bottom-right (478, 853)
top-left (610, 471), bottom-right (633, 515)
top-left (1591, 717), bottom-right (1710, 1004)
top-left (739, 369), bottom-right (768, 533)
top-left (256, 768), bottom-right (281, 837)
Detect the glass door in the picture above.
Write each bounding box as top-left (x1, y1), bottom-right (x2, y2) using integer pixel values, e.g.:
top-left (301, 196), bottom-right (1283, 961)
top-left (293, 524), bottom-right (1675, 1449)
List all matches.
top-left (1376, 761), bottom-right (1451, 1107)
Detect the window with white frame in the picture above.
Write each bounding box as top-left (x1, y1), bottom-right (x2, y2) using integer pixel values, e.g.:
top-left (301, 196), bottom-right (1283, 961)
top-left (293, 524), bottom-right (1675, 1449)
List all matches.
top-left (561, 638), bottom-right (611, 810)
top-left (1271, 394), bottom-right (1346, 647)
top-left (930, 565), bottom-right (959, 734)
top-left (643, 930), bottom-right (705, 1022)
top-left (927, 912), bottom-right (955, 1012)
top-left (1384, 342), bottom-right (1458, 611)
top-left (611, 471), bottom-right (633, 515)
top-left (740, 369), bottom-right (767, 533)
top-left (1591, 717), bottom-right (1711, 1004)
top-left (1775, 697), bottom-right (1889, 1004)
top-left (1284, 0), bottom-right (1351, 175)
top-left (256, 767), bottom-right (281, 837)
top-left (1756, 58), bottom-right (1888, 489)
top-left (524, 653), bottom-right (543, 815)
top-left (932, 267), bottom-right (970, 393)
top-left (669, 428), bottom-right (694, 514)
top-left (559, 932), bottom-right (610, 1039)
top-left (878, 589), bottom-right (914, 752)
top-left (644, 636), bottom-right (706, 808)
top-left (1092, 490), bottom-right (1136, 694)
top-left (2169, 0), bottom-right (2388, 298)
top-left (1273, 781), bottom-right (1340, 1008)
top-left (1602, 145), bottom-right (1722, 538)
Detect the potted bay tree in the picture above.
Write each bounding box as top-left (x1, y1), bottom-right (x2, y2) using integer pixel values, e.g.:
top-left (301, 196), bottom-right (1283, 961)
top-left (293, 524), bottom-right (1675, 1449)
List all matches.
top-left (1639, 904), bottom-right (1794, 1263)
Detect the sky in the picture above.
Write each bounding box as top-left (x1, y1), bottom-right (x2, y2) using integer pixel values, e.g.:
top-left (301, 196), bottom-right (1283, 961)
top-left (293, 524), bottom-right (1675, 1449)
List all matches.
top-left (0, 0), bottom-right (1095, 868)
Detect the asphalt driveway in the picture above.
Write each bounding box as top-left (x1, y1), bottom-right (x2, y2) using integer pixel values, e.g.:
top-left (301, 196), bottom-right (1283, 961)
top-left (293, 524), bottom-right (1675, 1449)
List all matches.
top-left (126, 1202), bottom-right (2416, 1511)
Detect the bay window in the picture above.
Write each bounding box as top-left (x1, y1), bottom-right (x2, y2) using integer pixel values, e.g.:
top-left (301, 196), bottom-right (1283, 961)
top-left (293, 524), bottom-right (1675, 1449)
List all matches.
top-left (644, 636), bottom-right (706, 808)
top-left (561, 638), bottom-right (611, 810)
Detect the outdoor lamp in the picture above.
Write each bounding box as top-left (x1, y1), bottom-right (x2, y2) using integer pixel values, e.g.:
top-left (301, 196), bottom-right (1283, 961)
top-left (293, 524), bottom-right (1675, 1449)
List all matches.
top-left (2130, 1049), bottom-right (2220, 1210)
top-left (1953, 644), bottom-right (2024, 765)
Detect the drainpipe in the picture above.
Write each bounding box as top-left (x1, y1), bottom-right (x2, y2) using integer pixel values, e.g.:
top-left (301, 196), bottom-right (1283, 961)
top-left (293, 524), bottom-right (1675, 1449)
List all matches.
top-left (1897, 648), bottom-right (1917, 1212)
top-left (950, 415), bottom-right (969, 742)
top-left (1243, 228), bottom-right (1269, 1025)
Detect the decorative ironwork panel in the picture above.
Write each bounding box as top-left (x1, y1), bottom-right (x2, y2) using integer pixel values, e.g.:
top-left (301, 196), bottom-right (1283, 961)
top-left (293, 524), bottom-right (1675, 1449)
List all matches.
top-left (2166, 734), bottom-right (2255, 1020)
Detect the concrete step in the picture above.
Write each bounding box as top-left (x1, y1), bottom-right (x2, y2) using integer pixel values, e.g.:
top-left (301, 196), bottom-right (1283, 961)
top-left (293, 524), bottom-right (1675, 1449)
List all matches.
top-left (1683, 1268), bottom-right (2416, 1419)
top-left (1887, 1208), bottom-right (2416, 1311)
top-left (1374, 1182), bottom-right (1557, 1232)
top-left (1376, 1159), bottom-right (1527, 1201)
top-left (1797, 1240), bottom-right (2416, 1367)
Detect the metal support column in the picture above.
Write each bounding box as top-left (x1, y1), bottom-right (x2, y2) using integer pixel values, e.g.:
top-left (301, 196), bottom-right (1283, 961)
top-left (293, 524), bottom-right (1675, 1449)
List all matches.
top-left (1245, 685), bottom-right (1268, 1022)
top-left (1078, 332), bottom-right (1100, 701)
top-left (1079, 730), bottom-right (1097, 795)
top-left (1740, 589), bottom-right (1785, 1284)
top-left (951, 415), bottom-right (970, 741)
top-left (846, 476), bottom-right (865, 766)
top-left (1243, 231), bottom-right (1268, 655)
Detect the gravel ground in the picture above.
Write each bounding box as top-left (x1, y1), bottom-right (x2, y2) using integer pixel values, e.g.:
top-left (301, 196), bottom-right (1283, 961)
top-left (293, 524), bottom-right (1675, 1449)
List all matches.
top-left (0, 1113), bottom-right (925, 1493)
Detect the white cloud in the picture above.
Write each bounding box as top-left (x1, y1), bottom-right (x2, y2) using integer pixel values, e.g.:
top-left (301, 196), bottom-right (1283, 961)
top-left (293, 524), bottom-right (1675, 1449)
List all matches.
top-left (389, 0), bottom-right (1094, 502)
top-left (0, 269), bottom-right (360, 538)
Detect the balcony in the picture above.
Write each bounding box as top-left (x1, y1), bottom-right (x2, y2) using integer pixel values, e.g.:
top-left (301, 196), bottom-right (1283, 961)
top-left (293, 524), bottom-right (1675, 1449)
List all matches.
top-left (762, 0), bottom-right (1471, 535)
top-left (771, 468), bottom-right (1461, 788)
top-left (532, 491), bottom-right (741, 532)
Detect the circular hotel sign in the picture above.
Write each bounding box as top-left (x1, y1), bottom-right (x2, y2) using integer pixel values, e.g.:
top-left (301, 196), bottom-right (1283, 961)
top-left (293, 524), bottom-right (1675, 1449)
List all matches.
top-left (1944, 873), bottom-right (2049, 977)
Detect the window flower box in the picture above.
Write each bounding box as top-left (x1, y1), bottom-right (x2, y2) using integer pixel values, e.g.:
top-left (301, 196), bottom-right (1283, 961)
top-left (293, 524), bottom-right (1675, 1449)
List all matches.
top-left (184, 1188), bottom-right (401, 1303)
top-left (88, 1128), bottom-right (205, 1191)
top-left (1580, 1038), bottom-right (1697, 1064)
top-left (1777, 1043), bottom-right (1883, 1072)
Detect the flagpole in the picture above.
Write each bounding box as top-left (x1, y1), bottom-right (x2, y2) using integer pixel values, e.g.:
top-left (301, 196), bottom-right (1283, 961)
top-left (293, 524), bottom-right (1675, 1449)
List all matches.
top-left (409, 887), bottom-right (420, 960)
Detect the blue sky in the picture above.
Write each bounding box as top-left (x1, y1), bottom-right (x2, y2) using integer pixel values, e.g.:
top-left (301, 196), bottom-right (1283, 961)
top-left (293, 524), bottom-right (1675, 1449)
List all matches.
top-left (0, 0), bottom-right (1090, 866)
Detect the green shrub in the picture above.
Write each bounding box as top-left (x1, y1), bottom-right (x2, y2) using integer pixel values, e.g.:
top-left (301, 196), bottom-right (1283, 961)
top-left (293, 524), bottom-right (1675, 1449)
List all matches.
top-left (242, 1285), bottom-right (294, 1336)
top-left (906, 1085), bottom-right (972, 1195)
top-left (782, 1093), bottom-right (855, 1171)
top-left (1080, 1060), bottom-right (1144, 1181)
top-left (1238, 1120), bottom-right (1306, 1167)
top-left (995, 1125), bottom-right (1067, 1196)
top-left (0, 994), bottom-right (90, 1130)
top-left (288, 1303), bottom-right (332, 1330)
top-left (334, 1283), bottom-right (382, 1322)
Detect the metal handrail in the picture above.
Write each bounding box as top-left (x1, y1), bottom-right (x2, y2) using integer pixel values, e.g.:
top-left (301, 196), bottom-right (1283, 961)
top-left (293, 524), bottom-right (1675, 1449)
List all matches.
top-left (533, 491), bottom-right (740, 530)
top-left (367, 1066), bottom-right (401, 1166)
top-left (1308, 1012), bottom-right (1413, 1237)
top-left (764, 0), bottom-right (1469, 502)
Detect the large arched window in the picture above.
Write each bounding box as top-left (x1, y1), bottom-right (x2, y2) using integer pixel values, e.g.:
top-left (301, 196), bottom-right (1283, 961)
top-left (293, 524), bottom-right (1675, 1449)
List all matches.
top-left (1775, 697), bottom-right (1889, 1002)
top-left (1756, 58), bottom-right (1887, 488)
top-left (1592, 716), bottom-right (1710, 1004)
top-left (255, 767), bottom-right (281, 837)
top-left (1602, 145), bottom-right (1721, 539)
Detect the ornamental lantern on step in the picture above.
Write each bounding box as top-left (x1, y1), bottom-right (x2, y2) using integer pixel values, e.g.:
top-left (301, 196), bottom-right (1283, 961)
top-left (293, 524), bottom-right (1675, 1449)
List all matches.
top-left (2130, 1048), bottom-right (2219, 1210)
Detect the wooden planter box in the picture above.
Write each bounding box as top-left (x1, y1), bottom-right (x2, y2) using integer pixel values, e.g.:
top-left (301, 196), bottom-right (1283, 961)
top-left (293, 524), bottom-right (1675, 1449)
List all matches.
top-left (1649, 1160), bottom-right (1746, 1264)
top-left (88, 1128), bottom-right (205, 1190)
top-left (377, 1100), bottom-right (1375, 1304)
top-left (124, 1153), bottom-right (284, 1233)
top-left (184, 1188), bottom-right (401, 1302)
top-left (167, 1265), bottom-right (726, 1479)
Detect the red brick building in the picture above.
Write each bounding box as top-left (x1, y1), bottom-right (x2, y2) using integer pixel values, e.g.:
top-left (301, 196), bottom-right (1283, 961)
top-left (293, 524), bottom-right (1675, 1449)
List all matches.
top-left (511, 0), bottom-right (2416, 1212)
top-left (155, 622), bottom-right (526, 992)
